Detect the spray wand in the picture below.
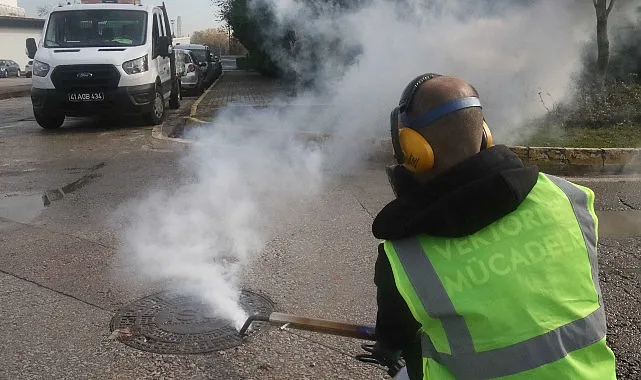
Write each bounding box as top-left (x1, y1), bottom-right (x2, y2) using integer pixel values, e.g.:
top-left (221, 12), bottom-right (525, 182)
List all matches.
top-left (239, 312), bottom-right (405, 377)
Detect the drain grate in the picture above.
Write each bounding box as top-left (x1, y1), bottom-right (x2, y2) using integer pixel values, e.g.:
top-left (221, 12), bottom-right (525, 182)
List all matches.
top-left (109, 289), bottom-right (274, 354)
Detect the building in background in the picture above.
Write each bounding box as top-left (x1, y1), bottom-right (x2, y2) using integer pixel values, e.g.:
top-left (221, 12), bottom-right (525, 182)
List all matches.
top-left (0, 0), bottom-right (25, 17)
top-left (0, 1), bottom-right (44, 69)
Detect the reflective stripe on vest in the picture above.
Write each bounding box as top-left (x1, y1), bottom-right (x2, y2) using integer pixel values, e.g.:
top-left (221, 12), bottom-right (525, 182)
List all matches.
top-left (391, 174), bottom-right (606, 379)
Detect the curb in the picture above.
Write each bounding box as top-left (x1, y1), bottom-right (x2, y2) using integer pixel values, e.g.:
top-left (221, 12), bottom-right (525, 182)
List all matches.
top-left (151, 73), bottom-right (225, 145)
top-left (367, 140), bottom-right (641, 175)
top-left (509, 146), bottom-right (641, 175)
top-left (151, 123), bottom-right (194, 144)
top-left (155, 116), bottom-right (641, 174)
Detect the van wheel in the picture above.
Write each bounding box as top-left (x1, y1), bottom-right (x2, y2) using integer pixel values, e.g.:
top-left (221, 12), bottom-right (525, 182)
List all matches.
top-left (145, 87), bottom-right (165, 125)
top-left (34, 110), bottom-right (64, 129)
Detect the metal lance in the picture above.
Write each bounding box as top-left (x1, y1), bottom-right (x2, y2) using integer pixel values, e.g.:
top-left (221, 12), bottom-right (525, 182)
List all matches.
top-left (239, 312), bottom-right (375, 341)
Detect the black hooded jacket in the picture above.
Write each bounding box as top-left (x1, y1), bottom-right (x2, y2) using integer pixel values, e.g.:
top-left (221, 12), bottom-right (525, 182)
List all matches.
top-left (372, 145), bottom-right (539, 379)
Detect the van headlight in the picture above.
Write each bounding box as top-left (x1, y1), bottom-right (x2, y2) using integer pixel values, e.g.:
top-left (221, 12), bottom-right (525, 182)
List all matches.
top-left (122, 55), bottom-right (149, 75)
top-left (33, 60), bottom-right (50, 77)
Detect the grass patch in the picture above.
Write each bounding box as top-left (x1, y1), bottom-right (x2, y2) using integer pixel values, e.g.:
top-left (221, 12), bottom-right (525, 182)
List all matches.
top-left (519, 124), bottom-right (641, 148)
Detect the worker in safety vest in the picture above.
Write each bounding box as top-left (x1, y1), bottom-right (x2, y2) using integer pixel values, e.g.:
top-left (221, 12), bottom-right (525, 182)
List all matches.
top-left (367, 73), bottom-right (617, 379)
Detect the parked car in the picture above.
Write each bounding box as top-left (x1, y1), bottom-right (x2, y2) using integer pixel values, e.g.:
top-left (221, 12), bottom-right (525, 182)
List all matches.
top-left (0, 60), bottom-right (21, 78)
top-left (175, 48), bottom-right (204, 95)
top-left (25, 60), bottom-right (33, 78)
top-left (174, 44), bottom-right (219, 86)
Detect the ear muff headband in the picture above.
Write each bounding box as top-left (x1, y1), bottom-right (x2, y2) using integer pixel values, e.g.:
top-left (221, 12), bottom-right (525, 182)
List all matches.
top-left (401, 97), bottom-right (482, 129)
top-left (390, 107), bottom-right (404, 164)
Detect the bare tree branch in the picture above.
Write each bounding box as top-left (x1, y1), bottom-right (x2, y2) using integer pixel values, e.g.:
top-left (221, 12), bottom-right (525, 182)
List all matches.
top-left (606, 0), bottom-right (616, 16)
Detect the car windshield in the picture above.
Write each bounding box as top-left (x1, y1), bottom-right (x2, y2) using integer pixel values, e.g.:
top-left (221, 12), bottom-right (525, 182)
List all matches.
top-left (176, 49), bottom-right (191, 63)
top-left (189, 49), bottom-right (209, 63)
top-left (44, 10), bottom-right (147, 48)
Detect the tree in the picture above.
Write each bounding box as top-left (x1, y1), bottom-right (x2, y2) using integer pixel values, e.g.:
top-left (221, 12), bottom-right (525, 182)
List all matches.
top-left (191, 27), bottom-right (248, 55)
top-left (214, 0), bottom-right (365, 78)
top-left (593, 0), bottom-right (617, 81)
top-left (36, 4), bottom-right (56, 17)
top-left (36, 5), bottom-right (51, 17)
top-left (191, 28), bottom-right (230, 54)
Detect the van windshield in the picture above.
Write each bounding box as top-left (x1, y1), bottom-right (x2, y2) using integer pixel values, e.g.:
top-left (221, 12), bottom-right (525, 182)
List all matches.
top-left (44, 10), bottom-right (147, 48)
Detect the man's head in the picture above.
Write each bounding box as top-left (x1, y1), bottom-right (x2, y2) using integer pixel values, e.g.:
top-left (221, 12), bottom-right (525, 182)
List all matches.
top-left (390, 74), bottom-right (491, 183)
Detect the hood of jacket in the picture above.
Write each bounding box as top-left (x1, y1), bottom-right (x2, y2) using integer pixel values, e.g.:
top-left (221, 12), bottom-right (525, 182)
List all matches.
top-left (373, 145), bottom-right (539, 240)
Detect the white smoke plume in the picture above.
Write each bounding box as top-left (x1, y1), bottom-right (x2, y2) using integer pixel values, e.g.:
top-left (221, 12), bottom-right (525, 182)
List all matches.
top-left (120, 0), bottom-right (607, 327)
top-left (256, 0), bottom-right (600, 145)
top-left (121, 110), bottom-right (324, 328)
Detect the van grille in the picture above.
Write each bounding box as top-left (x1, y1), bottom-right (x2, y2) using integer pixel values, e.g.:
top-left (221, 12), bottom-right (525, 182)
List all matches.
top-left (51, 64), bottom-right (121, 92)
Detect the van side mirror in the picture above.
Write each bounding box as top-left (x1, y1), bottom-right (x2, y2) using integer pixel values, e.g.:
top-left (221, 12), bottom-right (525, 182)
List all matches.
top-left (26, 38), bottom-right (37, 59)
top-left (157, 36), bottom-right (171, 57)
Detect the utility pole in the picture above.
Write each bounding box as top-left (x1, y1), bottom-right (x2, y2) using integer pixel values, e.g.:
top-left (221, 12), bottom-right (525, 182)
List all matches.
top-left (228, 24), bottom-right (232, 55)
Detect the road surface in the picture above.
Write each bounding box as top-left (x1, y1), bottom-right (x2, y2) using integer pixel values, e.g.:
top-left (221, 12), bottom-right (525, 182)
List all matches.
top-left (0, 95), bottom-right (639, 379)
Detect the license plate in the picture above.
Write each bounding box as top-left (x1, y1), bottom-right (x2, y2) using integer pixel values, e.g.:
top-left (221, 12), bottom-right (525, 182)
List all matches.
top-left (68, 92), bottom-right (104, 102)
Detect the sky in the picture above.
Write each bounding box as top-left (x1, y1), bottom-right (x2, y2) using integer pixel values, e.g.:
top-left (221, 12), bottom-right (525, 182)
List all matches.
top-left (18, 0), bottom-right (224, 36)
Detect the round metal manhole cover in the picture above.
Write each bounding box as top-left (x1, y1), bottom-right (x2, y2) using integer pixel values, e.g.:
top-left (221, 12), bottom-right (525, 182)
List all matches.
top-left (109, 289), bottom-right (274, 354)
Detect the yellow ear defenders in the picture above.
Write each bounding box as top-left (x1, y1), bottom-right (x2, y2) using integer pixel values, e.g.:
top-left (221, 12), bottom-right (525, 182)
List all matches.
top-left (390, 73), bottom-right (493, 173)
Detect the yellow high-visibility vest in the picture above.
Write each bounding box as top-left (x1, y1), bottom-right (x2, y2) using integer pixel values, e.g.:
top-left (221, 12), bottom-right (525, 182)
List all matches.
top-left (384, 174), bottom-right (617, 379)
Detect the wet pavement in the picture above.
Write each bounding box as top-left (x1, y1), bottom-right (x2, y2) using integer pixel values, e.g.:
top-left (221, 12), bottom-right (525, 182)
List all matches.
top-left (0, 75), bottom-right (640, 379)
top-left (0, 77), bottom-right (31, 89)
top-left (0, 77), bottom-right (31, 100)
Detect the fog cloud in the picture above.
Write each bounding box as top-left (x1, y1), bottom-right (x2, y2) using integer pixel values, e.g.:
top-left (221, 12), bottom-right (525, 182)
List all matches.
top-left (120, 0), bottom-right (612, 327)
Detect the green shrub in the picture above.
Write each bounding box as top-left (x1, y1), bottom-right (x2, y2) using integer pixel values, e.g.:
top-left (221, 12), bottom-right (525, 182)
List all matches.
top-left (555, 79), bottom-right (641, 129)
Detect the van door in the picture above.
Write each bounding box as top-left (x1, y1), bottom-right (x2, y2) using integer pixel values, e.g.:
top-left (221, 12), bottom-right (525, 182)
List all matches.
top-left (152, 10), bottom-right (171, 98)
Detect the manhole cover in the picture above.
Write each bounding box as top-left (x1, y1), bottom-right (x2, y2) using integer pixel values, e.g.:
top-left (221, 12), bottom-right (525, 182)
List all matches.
top-left (109, 289), bottom-right (274, 354)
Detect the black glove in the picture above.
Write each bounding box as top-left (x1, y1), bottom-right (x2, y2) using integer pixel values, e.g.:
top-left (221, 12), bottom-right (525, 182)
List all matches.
top-left (355, 342), bottom-right (406, 377)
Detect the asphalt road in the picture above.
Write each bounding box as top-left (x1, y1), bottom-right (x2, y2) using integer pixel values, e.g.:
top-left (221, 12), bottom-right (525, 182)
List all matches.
top-left (0, 77), bottom-right (31, 89)
top-left (0, 78), bottom-right (32, 100)
top-left (0, 94), bottom-right (639, 379)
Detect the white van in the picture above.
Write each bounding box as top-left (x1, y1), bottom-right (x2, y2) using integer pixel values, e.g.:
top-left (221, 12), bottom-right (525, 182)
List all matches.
top-left (26, 0), bottom-right (180, 129)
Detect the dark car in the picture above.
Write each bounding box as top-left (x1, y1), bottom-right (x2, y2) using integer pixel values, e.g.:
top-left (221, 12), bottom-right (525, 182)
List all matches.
top-left (175, 44), bottom-right (220, 86)
top-left (0, 60), bottom-right (21, 78)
